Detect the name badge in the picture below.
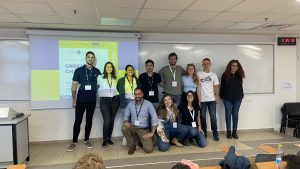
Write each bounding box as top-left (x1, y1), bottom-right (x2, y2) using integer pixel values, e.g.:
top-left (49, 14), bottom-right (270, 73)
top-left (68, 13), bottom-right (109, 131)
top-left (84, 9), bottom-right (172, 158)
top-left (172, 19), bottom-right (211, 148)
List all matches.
top-left (172, 81), bottom-right (177, 87)
top-left (192, 122), bottom-right (197, 128)
top-left (135, 120), bottom-right (140, 126)
top-left (85, 85), bottom-right (91, 90)
top-left (173, 122), bottom-right (177, 128)
top-left (149, 91), bottom-right (155, 96)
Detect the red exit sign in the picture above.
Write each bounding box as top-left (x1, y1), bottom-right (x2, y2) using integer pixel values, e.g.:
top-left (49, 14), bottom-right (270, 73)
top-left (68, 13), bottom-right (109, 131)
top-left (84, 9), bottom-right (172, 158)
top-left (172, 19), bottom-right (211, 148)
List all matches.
top-left (277, 37), bottom-right (297, 46)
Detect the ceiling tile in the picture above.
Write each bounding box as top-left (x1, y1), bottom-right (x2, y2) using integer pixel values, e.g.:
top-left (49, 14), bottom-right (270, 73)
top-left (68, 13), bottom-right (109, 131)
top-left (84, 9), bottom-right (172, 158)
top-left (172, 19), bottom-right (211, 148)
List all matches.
top-left (266, 1), bottom-right (300, 15)
top-left (229, 0), bottom-right (286, 13)
top-left (227, 22), bottom-right (263, 29)
top-left (139, 9), bottom-right (181, 20)
top-left (19, 14), bottom-right (63, 23)
top-left (280, 24), bottom-right (300, 31)
top-left (0, 5), bottom-right (9, 13)
top-left (62, 16), bottom-right (99, 25)
top-left (244, 13), bottom-right (291, 23)
top-left (0, 13), bottom-right (24, 22)
top-left (188, 0), bottom-right (243, 11)
top-left (167, 20), bottom-right (201, 28)
top-left (46, 0), bottom-right (95, 5)
top-left (274, 14), bottom-right (300, 24)
top-left (99, 7), bottom-right (140, 19)
top-left (176, 11), bottom-right (220, 21)
top-left (0, 2), bottom-right (55, 15)
top-left (51, 4), bottom-right (97, 18)
top-left (144, 0), bottom-right (194, 10)
top-left (99, 0), bottom-right (145, 8)
top-left (209, 12), bottom-right (256, 22)
top-left (198, 21), bottom-right (233, 29)
top-left (135, 19), bottom-right (169, 27)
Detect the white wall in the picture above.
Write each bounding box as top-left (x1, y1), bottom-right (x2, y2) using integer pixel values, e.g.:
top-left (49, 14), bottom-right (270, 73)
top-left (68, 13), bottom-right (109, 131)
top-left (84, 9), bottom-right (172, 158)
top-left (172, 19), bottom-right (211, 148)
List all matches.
top-left (0, 30), bottom-right (298, 142)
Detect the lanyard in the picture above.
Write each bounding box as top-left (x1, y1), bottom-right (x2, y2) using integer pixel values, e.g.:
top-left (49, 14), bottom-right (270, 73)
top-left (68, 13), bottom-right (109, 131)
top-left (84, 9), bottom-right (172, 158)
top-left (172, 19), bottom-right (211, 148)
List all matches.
top-left (169, 65), bottom-right (176, 81)
top-left (135, 101), bottom-right (144, 120)
top-left (148, 76), bottom-right (153, 90)
top-left (85, 69), bottom-right (93, 85)
top-left (107, 78), bottom-right (112, 92)
top-left (166, 107), bottom-right (175, 122)
top-left (188, 106), bottom-right (195, 121)
top-left (126, 77), bottom-right (134, 95)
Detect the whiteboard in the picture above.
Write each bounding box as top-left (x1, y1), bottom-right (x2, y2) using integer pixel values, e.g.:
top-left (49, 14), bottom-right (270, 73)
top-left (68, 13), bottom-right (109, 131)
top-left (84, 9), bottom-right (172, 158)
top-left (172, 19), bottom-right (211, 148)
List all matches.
top-left (139, 43), bottom-right (274, 94)
top-left (0, 40), bottom-right (30, 100)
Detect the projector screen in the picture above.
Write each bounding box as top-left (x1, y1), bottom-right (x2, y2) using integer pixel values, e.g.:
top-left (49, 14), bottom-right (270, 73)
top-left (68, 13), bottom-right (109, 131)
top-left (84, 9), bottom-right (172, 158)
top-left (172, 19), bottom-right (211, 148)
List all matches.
top-left (28, 31), bottom-right (139, 109)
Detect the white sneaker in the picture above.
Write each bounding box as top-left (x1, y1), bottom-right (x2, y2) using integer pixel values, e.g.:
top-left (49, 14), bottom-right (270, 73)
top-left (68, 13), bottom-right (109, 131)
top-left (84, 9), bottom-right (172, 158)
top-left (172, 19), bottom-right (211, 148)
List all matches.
top-left (122, 137), bottom-right (127, 146)
top-left (67, 143), bottom-right (77, 152)
top-left (84, 141), bottom-right (93, 149)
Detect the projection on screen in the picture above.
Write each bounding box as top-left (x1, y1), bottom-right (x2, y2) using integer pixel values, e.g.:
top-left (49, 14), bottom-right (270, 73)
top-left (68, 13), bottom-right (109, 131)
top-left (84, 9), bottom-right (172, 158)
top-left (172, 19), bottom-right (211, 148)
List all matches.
top-left (30, 39), bottom-right (138, 108)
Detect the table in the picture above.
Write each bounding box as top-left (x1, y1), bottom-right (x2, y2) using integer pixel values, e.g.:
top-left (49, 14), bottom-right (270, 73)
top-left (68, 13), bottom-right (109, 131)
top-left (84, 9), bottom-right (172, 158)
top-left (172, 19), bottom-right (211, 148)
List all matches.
top-left (0, 114), bottom-right (30, 166)
top-left (255, 161), bottom-right (277, 169)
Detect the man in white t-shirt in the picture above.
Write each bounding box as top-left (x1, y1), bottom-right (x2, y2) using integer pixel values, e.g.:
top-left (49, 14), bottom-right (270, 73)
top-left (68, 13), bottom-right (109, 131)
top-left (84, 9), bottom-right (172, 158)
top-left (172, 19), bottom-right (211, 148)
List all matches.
top-left (197, 58), bottom-right (220, 141)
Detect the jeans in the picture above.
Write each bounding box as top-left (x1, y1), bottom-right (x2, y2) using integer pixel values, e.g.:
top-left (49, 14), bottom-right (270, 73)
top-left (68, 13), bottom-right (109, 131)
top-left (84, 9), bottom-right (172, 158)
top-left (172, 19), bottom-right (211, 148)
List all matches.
top-left (120, 98), bottom-right (133, 121)
top-left (156, 123), bottom-right (188, 152)
top-left (186, 125), bottom-right (207, 147)
top-left (73, 101), bottom-right (96, 142)
top-left (100, 96), bottom-right (120, 141)
top-left (172, 95), bottom-right (182, 106)
top-left (223, 99), bottom-right (242, 131)
top-left (200, 101), bottom-right (218, 136)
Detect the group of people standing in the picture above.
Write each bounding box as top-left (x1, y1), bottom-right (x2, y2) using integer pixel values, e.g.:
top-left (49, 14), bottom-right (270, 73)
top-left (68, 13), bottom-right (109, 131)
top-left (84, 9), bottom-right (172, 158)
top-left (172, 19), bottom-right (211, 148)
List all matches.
top-left (66, 51), bottom-right (245, 156)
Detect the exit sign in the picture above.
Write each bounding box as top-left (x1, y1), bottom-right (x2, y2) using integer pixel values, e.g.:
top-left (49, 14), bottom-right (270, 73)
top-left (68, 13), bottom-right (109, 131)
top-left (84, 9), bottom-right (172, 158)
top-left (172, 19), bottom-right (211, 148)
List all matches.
top-left (277, 37), bottom-right (297, 46)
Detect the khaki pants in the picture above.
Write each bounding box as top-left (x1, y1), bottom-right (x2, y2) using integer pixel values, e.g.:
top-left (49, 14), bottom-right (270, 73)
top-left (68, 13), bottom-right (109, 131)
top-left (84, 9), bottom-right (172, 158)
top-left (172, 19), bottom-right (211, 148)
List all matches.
top-left (121, 124), bottom-right (154, 153)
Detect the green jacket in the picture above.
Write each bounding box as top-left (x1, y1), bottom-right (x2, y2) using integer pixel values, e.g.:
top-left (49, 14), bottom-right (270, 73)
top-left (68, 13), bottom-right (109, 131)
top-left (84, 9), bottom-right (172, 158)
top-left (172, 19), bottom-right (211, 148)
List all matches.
top-left (117, 76), bottom-right (140, 108)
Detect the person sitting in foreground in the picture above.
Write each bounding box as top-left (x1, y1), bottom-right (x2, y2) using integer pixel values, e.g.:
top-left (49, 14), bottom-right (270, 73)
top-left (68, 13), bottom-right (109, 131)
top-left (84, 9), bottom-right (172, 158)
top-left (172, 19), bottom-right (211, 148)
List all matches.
top-left (171, 159), bottom-right (199, 169)
top-left (73, 153), bottom-right (105, 169)
top-left (279, 154), bottom-right (300, 169)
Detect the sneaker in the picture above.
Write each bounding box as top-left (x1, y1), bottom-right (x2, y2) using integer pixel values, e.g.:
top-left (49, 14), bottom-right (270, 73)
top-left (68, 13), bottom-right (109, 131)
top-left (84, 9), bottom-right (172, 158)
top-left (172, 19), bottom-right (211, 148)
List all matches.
top-left (107, 139), bottom-right (114, 145)
top-left (67, 143), bottom-right (77, 152)
top-left (213, 135), bottom-right (220, 141)
top-left (122, 137), bottom-right (127, 146)
top-left (102, 141), bottom-right (108, 148)
top-left (171, 138), bottom-right (184, 148)
top-left (84, 141), bottom-right (93, 149)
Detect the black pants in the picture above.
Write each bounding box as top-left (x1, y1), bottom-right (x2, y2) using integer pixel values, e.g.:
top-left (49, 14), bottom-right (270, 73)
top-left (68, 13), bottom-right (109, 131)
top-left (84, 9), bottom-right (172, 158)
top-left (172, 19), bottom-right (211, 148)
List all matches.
top-left (73, 101), bottom-right (96, 143)
top-left (100, 96), bottom-right (120, 141)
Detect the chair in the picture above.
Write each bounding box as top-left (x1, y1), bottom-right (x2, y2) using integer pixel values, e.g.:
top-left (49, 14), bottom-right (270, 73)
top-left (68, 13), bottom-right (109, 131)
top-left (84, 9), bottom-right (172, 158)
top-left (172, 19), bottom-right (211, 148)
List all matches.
top-left (255, 154), bottom-right (277, 163)
top-left (280, 102), bottom-right (300, 134)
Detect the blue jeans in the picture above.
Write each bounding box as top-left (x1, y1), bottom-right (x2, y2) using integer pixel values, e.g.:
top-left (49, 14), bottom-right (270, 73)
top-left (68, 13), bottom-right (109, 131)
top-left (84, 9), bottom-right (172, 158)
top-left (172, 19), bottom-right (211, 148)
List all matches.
top-left (223, 99), bottom-right (242, 131)
top-left (156, 123), bottom-right (188, 152)
top-left (200, 101), bottom-right (218, 136)
top-left (172, 95), bottom-right (181, 106)
top-left (186, 125), bottom-right (207, 147)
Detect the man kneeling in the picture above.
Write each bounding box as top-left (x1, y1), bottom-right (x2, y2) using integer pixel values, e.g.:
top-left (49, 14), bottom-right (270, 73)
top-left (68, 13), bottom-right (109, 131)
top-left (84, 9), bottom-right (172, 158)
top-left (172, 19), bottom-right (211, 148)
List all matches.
top-left (122, 87), bottom-right (158, 155)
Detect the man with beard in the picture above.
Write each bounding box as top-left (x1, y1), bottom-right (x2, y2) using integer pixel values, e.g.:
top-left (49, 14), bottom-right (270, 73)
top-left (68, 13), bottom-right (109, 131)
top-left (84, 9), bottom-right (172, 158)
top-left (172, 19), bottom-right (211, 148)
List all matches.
top-left (121, 87), bottom-right (158, 155)
top-left (159, 52), bottom-right (186, 106)
top-left (67, 51), bottom-right (101, 152)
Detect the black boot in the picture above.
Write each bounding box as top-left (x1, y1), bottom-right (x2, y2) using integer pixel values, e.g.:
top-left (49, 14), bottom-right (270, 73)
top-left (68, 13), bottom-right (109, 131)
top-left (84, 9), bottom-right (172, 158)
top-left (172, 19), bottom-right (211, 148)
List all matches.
top-left (226, 131), bottom-right (232, 139)
top-left (232, 130), bottom-right (239, 139)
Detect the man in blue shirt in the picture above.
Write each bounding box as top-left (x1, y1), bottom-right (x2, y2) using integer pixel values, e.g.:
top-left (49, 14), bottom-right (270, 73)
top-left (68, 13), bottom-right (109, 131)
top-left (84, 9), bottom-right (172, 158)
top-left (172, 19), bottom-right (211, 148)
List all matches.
top-left (67, 51), bottom-right (101, 152)
top-left (122, 87), bottom-right (158, 155)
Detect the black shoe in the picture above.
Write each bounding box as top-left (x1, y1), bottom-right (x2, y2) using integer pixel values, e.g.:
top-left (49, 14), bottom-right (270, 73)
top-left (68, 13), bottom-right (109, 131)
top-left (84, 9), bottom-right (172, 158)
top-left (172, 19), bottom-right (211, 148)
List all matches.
top-left (102, 141), bottom-right (108, 148)
top-left (183, 139), bottom-right (191, 146)
top-left (213, 133), bottom-right (219, 141)
top-left (226, 131), bottom-right (232, 139)
top-left (232, 130), bottom-right (239, 139)
top-left (107, 139), bottom-right (114, 145)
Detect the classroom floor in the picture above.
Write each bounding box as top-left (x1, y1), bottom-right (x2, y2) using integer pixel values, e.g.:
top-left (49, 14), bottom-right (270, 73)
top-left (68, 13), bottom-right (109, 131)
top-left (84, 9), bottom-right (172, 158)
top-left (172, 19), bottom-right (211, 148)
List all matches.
top-left (25, 130), bottom-right (300, 169)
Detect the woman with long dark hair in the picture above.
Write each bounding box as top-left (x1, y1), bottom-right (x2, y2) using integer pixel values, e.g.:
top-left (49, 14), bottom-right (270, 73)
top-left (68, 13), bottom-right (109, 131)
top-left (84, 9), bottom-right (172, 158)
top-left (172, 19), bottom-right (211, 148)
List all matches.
top-left (178, 90), bottom-right (206, 147)
top-left (117, 64), bottom-right (140, 145)
top-left (98, 62), bottom-right (120, 147)
top-left (156, 94), bottom-right (188, 152)
top-left (220, 60), bottom-right (245, 139)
